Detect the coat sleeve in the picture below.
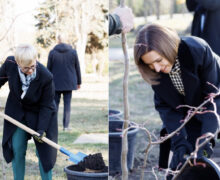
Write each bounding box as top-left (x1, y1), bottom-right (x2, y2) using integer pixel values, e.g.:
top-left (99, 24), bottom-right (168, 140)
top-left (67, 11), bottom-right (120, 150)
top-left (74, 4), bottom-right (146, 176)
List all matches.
top-left (186, 0), bottom-right (198, 11)
top-left (196, 41), bottom-right (220, 135)
top-left (37, 77), bottom-right (56, 132)
top-left (154, 93), bottom-right (189, 149)
top-left (0, 62), bottom-right (8, 88)
top-left (109, 14), bottom-right (122, 36)
top-left (0, 58), bottom-right (11, 88)
top-left (195, 0), bottom-right (220, 11)
top-left (74, 51), bottom-right (81, 85)
top-left (47, 51), bottom-right (53, 72)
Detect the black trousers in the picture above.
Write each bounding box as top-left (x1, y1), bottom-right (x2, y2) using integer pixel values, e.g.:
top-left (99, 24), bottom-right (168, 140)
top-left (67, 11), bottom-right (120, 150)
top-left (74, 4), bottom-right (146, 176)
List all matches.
top-left (55, 91), bottom-right (72, 128)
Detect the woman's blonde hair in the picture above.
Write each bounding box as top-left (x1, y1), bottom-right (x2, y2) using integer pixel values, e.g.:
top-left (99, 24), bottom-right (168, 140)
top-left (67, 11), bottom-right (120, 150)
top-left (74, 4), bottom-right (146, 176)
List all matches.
top-left (134, 23), bottom-right (180, 85)
top-left (15, 44), bottom-right (37, 66)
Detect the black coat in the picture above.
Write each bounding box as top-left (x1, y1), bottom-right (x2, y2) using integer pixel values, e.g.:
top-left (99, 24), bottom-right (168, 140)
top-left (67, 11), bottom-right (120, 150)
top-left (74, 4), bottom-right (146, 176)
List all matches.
top-left (0, 57), bottom-right (58, 172)
top-left (109, 14), bottom-right (122, 35)
top-left (186, 0), bottom-right (220, 55)
top-left (47, 43), bottom-right (81, 91)
top-left (153, 36), bottom-right (220, 150)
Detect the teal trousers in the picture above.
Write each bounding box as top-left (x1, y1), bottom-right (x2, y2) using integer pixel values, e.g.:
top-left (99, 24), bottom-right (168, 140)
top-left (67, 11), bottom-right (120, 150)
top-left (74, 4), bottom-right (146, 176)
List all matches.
top-left (12, 128), bottom-right (52, 180)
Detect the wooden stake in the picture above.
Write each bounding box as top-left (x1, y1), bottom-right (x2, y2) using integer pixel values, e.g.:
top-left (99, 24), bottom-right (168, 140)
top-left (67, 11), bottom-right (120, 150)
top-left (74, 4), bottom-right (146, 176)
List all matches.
top-left (120, 0), bottom-right (130, 179)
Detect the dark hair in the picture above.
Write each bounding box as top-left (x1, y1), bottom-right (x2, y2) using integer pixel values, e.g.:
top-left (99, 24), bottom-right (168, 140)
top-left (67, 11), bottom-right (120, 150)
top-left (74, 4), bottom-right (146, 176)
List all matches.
top-left (134, 24), bottom-right (180, 85)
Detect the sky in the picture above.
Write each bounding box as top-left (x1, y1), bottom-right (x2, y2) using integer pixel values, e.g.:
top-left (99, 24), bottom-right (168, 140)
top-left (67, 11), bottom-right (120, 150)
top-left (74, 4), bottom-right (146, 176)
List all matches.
top-left (0, 0), bottom-right (48, 61)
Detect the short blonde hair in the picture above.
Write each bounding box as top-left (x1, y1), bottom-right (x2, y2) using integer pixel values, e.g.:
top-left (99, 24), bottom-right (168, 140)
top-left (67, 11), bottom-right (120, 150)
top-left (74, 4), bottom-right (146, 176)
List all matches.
top-left (15, 44), bottom-right (37, 66)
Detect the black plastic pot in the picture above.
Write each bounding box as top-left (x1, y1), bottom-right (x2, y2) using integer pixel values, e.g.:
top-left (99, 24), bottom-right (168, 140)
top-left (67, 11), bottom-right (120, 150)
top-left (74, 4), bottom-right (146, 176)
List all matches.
top-left (175, 157), bottom-right (220, 180)
top-left (64, 165), bottom-right (108, 180)
top-left (109, 120), bottom-right (138, 175)
top-left (109, 109), bottom-right (123, 121)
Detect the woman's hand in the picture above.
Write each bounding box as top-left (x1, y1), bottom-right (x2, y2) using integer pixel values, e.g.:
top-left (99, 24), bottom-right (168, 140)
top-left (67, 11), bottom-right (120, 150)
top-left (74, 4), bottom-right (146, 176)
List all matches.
top-left (170, 140), bottom-right (193, 170)
top-left (113, 6), bottom-right (134, 33)
top-left (33, 130), bottom-right (46, 143)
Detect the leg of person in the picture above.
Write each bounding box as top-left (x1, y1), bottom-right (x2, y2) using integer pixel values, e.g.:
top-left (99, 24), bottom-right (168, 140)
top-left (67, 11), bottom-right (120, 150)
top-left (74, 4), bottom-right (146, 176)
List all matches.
top-left (159, 128), bottom-right (171, 169)
top-left (54, 91), bottom-right (62, 111)
top-left (36, 150), bottom-right (52, 180)
top-left (12, 127), bottom-right (28, 180)
top-left (63, 91), bottom-right (72, 129)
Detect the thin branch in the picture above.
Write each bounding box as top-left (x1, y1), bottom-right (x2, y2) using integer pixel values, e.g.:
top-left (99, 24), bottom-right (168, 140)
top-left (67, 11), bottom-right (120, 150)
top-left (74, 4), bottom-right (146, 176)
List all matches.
top-left (0, 10), bottom-right (36, 42)
top-left (119, 0), bottom-right (131, 179)
top-left (173, 133), bottom-right (214, 180)
top-left (152, 167), bottom-right (158, 180)
top-left (193, 133), bottom-right (214, 164)
top-left (152, 89), bottom-right (220, 145)
top-left (140, 127), bottom-right (152, 180)
top-left (121, 129), bottom-right (129, 180)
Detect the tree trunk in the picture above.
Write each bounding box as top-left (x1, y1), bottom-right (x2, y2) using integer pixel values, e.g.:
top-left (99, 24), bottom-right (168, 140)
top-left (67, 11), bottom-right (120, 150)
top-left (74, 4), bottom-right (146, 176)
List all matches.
top-left (170, 0), bottom-right (175, 19)
top-left (73, 2), bottom-right (88, 75)
top-left (155, 0), bottom-right (160, 20)
top-left (120, 0), bottom-right (130, 179)
top-left (144, 0), bottom-right (148, 23)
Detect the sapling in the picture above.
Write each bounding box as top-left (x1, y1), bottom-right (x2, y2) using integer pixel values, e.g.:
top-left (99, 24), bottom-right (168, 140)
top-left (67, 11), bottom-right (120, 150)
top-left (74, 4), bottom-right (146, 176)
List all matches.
top-left (121, 82), bottom-right (220, 180)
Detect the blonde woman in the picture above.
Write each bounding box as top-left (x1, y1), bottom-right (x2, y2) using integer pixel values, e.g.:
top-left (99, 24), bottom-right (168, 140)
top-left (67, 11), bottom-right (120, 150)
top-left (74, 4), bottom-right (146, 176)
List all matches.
top-left (134, 24), bottom-right (220, 179)
top-left (0, 44), bottom-right (57, 180)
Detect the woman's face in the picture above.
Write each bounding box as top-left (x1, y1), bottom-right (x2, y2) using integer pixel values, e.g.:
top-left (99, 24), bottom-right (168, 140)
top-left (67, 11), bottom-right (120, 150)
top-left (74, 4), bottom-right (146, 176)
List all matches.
top-left (141, 50), bottom-right (173, 74)
top-left (19, 61), bottom-right (37, 75)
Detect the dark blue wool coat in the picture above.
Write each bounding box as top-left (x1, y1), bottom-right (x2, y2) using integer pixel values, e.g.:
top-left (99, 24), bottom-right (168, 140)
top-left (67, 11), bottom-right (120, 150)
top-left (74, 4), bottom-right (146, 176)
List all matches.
top-left (153, 36), bottom-right (220, 152)
top-left (47, 43), bottom-right (81, 91)
top-left (0, 56), bottom-right (58, 172)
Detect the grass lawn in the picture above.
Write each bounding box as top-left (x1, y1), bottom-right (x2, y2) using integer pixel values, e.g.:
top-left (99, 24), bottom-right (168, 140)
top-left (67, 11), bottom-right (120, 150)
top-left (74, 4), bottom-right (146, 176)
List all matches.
top-left (0, 74), bottom-right (108, 180)
top-left (109, 60), bottom-right (161, 129)
top-left (109, 59), bottom-right (163, 179)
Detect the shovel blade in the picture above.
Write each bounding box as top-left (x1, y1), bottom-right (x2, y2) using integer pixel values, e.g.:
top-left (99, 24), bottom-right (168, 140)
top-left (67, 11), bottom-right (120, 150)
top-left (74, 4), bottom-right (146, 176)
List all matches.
top-left (60, 147), bottom-right (87, 164)
top-left (69, 152), bottom-right (87, 164)
top-left (76, 152), bottom-right (87, 159)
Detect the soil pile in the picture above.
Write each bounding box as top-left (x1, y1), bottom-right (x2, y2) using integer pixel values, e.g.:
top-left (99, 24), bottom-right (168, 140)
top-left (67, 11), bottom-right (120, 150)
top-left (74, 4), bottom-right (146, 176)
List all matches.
top-left (69, 153), bottom-right (108, 173)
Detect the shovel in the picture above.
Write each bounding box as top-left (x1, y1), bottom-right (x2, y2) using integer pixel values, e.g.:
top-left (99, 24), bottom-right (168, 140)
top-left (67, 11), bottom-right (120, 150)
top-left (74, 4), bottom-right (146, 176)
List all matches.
top-left (0, 112), bottom-right (87, 164)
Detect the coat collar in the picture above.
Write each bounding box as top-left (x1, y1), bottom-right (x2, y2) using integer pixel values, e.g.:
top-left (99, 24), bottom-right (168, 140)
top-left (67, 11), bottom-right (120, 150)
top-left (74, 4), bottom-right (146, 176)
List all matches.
top-left (11, 61), bottom-right (41, 100)
top-left (21, 62), bottom-right (41, 100)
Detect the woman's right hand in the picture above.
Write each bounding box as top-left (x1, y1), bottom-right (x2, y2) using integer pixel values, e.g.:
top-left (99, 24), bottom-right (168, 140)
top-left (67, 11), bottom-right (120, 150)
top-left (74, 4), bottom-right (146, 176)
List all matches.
top-left (33, 130), bottom-right (46, 143)
top-left (170, 140), bottom-right (193, 170)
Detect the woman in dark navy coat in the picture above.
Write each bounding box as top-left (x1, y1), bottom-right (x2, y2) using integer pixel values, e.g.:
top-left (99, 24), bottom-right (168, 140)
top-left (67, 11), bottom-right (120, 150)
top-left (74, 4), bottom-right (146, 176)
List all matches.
top-left (0, 44), bottom-right (58, 180)
top-left (134, 24), bottom-right (220, 177)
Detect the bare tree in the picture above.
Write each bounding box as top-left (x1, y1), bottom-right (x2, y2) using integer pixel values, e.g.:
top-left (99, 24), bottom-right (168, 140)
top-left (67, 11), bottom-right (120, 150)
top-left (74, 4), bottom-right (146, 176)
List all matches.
top-left (0, 0), bottom-right (16, 63)
top-left (35, 0), bottom-right (107, 75)
top-left (143, 0), bottom-right (148, 23)
top-left (170, 0), bottom-right (176, 19)
top-left (155, 0), bottom-right (161, 20)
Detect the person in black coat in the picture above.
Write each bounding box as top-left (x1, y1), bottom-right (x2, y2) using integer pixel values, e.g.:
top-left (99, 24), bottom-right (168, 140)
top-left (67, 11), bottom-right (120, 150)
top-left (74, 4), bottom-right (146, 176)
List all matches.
top-left (109, 6), bottom-right (134, 35)
top-left (186, 0), bottom-right (220, 56)
top-left (134, 24), bottom-right (220, 179)
top-left (0, 44), bottom-right (58, 180)
top-left (47, 35), bottom-right (81, 131)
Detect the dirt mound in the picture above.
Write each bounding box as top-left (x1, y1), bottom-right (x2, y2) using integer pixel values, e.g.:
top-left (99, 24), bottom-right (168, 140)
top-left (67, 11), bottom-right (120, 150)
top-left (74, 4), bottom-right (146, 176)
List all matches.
top-left (76, 153), bottom-right (108, 172)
